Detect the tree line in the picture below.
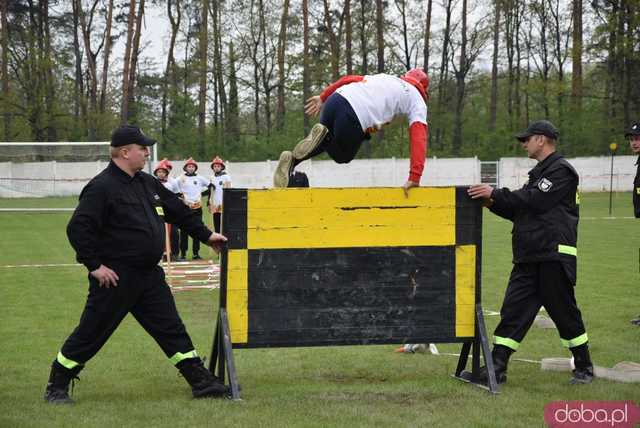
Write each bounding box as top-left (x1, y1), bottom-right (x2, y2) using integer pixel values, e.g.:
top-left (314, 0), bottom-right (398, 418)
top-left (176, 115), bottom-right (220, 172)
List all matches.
top-left (1, 0), bottom-right (639, 162)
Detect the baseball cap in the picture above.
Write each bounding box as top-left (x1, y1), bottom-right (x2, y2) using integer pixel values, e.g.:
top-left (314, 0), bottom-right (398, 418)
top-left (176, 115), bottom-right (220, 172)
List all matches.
top-left (515, 120), bottom-right (560, 142)
top-left (111, 125), bottom-right (157, 147)
top-left (624, 122), bottom-right (640, 138)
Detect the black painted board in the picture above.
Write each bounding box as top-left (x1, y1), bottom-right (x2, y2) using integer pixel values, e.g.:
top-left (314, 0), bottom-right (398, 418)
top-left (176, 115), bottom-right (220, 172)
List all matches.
top-left (243, 246), bottom-right (457, 346)
top-left (222, 188), bottom-right (247, 249)
top-left (455, 186), bottom-right (482, 246)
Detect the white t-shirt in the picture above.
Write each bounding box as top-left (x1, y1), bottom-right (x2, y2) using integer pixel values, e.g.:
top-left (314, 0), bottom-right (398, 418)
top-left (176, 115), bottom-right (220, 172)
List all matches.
top-left (210, 172), bottom-right (232, 208)
top-left (335, 74), bottom-right (427, 133)
top-left (160, 177), bottom-right (180, 194)
top-left (177, 174), bottom-right (209, 204)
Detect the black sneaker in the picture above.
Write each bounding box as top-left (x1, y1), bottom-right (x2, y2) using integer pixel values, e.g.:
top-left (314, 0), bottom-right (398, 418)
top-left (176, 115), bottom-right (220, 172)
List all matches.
top-left (44, 386), bottom-right (75, 404)
top-left (178, 358), bottom-right (229, 398)
top-left (44, 363), bottom-right (81, 404)
top-left (570, 366), bottom-right (594, 384)
top-left (476, 365), bottom-right (507, 384)
top-left (192, 254), bottom-right (202, 260)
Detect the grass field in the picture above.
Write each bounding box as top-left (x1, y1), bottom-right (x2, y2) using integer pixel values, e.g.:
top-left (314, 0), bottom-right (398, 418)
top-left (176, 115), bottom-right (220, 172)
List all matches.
top-left (0, 192), bottom-right (638, 427)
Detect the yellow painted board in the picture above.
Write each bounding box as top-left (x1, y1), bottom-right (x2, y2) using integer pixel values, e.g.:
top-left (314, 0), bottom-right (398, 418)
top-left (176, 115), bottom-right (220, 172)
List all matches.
top-left (247, 187), bottom-right (456, 249)
top-left (455, 245), bottom-right (476, 337)
top-left (226, 249), bottom-right (248, 344)
top-left (249, 187), bottom-right (454, 208)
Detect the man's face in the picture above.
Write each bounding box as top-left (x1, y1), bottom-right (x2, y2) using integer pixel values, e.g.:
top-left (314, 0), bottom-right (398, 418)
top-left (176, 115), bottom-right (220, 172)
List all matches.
top-left (629, 135), bottom-right (640, 154)
top-left (521, 135), bottom-right (542, 159)
top-left (213, 164), bottom-right (223, 173)
top-left (186, 164), bottom-right (197, 174)
top-left (122, 144), bottom-right (149, 171)
top-left (156, 169), bottom-right (168, 179)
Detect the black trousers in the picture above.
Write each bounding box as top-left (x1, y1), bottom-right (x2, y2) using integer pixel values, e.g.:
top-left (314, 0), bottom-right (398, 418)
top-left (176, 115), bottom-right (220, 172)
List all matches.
top-left (494, 262), bottom-right (588, 351)
top-left (213, 212), bottom-right (221, 234)
top-left (59, 265), bottom-right (195, 365)
top-left (179, 208), bottom-right (202, 256)
top-left (168, 224), bottom-right (179, 257)
top-left (298, 93), bottom-right (367, 165)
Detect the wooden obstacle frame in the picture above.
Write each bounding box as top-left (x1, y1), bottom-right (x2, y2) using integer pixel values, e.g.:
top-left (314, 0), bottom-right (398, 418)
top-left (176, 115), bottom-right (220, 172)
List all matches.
top-left (210, 187), bottom-right (498, 399)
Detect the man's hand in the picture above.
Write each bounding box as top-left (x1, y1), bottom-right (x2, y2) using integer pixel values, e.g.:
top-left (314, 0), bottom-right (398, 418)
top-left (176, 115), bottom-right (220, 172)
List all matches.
top-left (90, 265), bottom-right (119, 288)
top-left (207, 232), bottom-right (228, 253)
top-left (467, 184), bottom-right (494, 206)
top-left (304, 95), bottom-right (323, 117)
top-left (402, 180), bottom-right (419, 197)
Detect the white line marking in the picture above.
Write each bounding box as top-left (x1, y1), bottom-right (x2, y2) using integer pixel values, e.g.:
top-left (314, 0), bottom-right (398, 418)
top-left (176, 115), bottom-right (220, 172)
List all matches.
top-left (0, 262), bottom-right (81, 268)
top-left (581, 216), bottom-right (635, 220)
top-left (0, 208), bottom-right (75, 212)
top-left (1, 261), bottom-right (221, 269)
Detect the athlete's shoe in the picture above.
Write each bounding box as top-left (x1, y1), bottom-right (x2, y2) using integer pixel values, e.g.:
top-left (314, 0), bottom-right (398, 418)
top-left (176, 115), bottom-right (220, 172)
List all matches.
top-left (273, 151), bottom-right (294, 188)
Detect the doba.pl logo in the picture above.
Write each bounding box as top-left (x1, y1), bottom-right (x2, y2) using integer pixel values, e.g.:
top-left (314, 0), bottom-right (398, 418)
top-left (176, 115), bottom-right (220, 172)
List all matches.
top-left (544, 401), bottom-right (640, 427)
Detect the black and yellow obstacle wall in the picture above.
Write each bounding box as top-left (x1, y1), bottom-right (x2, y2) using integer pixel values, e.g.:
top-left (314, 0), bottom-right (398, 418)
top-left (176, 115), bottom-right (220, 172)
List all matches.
top-left (219, 187), bottom-right (482, 348)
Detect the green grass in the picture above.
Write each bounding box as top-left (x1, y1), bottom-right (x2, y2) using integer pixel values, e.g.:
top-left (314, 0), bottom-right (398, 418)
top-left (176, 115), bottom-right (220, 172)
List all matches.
top-left (0, 192), bottom-right (638, 427)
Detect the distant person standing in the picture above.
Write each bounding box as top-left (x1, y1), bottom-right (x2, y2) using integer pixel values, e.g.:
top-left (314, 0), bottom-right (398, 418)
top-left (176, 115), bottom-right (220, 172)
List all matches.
top-left (625, 123), bottom-right (640, 326)
top-left (468, 120), bottom-right (594, 385)
top-left (207, 156), bottom-right (231, 234)
top-left (177, 158), bottom-right (209, 260)
top-left (287, 171), bottom-right (310, 188)
top-left (153, 159), bottom-right (180, 260)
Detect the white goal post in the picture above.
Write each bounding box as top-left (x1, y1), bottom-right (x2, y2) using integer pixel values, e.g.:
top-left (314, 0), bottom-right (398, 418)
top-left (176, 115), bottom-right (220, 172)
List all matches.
top-left (0, 142), bottom-right (158, 199)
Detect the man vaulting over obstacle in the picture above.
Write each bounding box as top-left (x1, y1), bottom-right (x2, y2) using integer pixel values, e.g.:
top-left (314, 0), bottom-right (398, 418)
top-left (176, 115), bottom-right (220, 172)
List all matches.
top-left (273, 68), bottom-right (429, 195)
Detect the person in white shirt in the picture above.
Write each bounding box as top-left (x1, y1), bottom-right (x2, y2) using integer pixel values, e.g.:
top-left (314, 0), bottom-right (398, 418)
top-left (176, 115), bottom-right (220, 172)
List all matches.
top-left (207, 156), bottom-right (232, 233)
top-left (153, 159), bottom-right (180, 259)
top-left (176, 158), bottom-right (209, 260)
top-left (273, 68), bottom-right (429, 196)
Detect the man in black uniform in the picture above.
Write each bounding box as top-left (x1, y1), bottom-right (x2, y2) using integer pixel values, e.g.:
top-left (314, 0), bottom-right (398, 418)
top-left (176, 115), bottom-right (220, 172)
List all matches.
top-left (625, 123), bottom-right (640, 326)
top-left (44, 125), bottom-right (230, 404)
top-left (468, 120), bottom-right (594, 384)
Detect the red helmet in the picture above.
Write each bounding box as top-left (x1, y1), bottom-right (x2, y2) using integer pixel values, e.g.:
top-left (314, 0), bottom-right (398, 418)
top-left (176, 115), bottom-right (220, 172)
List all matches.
top-left (210, 156), bottom-right (226, 170)
top-left (153, 159), bottom-right (170, 175)
top-left (183, 157), bottom-right (198, 172)
top-left (401, 68), bottom-right (429, 100)
top-left (162, 158), bottom-right (173, 171)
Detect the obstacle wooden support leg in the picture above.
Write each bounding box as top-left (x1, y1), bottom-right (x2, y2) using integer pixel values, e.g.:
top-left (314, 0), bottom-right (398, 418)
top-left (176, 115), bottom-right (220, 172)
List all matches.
top-left (209, 309), bottom-right (241, 400)
top-left (453, 304), bottom-right (499, 394)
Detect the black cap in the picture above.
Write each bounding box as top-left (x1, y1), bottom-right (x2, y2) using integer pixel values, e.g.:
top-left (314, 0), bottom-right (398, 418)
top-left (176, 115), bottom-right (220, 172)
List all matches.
top-left (624, 122), bottom-right (640, 138)
top-left (515, 120), bottom-right (560, 142)
top-left (110, 125), bottom-right (157, 147)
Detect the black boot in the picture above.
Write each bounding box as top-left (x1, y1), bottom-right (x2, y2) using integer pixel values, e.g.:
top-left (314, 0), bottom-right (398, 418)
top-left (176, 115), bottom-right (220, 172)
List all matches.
top-left (476, 345), bottom-right (513, 384)
top-left (177, 358), bottom-right (229, 398)
top-left (44, 361), bottom-right (83, 404)
top-left (570, 343), bottom-right (594, 384)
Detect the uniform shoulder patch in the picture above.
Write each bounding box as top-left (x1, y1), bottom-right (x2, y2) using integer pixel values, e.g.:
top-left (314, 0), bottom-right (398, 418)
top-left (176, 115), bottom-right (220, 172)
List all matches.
top-left (538, 178), bottom-right (553, 192)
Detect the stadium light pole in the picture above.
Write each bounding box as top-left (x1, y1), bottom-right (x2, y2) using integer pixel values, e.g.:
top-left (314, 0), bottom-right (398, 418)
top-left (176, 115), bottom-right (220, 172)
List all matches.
top-left (608, 142), bottom-right (617, 216)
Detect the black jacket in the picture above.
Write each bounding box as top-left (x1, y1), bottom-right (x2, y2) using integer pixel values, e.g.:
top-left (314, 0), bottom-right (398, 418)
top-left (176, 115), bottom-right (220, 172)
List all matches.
top-left (634, 157), bottom-right (639, 218)
top-left (489, 152), bottom-right (579, 283)
top-left (68, 161), bottom-right (212, 271)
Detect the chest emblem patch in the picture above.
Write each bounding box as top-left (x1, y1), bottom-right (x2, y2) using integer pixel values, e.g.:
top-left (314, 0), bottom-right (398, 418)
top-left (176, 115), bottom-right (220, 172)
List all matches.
top-left (538, 178), bottom-right (553, 192)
